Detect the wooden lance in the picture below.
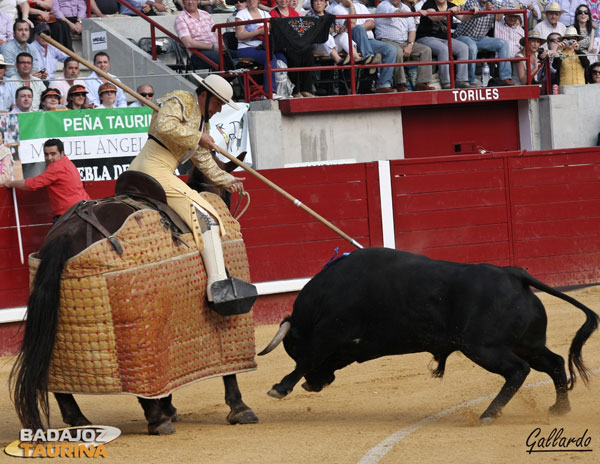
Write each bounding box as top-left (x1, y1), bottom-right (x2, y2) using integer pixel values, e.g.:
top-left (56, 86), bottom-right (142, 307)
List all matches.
top-left (40, 33), bottom-right (364, 249)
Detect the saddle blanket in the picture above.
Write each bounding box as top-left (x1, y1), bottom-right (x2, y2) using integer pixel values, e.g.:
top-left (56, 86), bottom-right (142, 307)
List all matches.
top-left (29, 193), bottom-right (256, 398)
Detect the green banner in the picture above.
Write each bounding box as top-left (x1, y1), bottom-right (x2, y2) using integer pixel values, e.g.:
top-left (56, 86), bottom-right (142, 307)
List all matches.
top-left (17, 107), bottom-right (153, 139)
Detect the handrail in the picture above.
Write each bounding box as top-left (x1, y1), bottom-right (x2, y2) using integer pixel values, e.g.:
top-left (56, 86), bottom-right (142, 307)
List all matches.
top-left (217, 8), bottom-right (532, 99)
top-left (113, 0), bottom-right (220, 69)
top-left (87, 4), bottom-right (538, 100)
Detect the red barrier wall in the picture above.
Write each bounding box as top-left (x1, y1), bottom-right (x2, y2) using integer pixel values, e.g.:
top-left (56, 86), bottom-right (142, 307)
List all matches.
top-left (391, 147), bottom-right (600, 286)
top-left (2, 148), bottom-right (600, 315)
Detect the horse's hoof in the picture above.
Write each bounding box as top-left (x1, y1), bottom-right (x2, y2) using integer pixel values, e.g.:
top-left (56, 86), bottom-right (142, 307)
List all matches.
top-left (67, 417), bottom-right (92, 427)
top-left (549, 402), bottom-right (571, 415)
top-left (148, 420), bottom-right (175, 435)
top-left (227, 408), bottom-right (259, 425)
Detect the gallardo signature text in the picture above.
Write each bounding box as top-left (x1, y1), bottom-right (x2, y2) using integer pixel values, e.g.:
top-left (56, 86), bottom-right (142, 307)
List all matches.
top-left (526, 428), bottom-right (592, 454)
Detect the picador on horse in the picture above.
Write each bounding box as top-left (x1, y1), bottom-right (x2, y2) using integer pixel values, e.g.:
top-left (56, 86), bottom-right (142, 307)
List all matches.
top-left (10, 75), bottom-right (260, 436)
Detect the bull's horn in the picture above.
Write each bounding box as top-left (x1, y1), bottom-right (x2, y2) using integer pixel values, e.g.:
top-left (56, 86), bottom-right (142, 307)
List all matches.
top-left (258, 321), bottom-right (291, 356)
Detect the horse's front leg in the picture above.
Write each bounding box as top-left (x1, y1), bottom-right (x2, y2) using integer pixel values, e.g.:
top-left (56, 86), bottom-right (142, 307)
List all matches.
top-left (223, 374), bottom-right (258, 425)
top-left (54, 393), bottom-right (92, 427)
top-left (138, 398), bottom-right (176, 435)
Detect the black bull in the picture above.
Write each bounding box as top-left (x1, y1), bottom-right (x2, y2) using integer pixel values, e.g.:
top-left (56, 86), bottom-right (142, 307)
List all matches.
top-left (259, 248), bottom-right (599, 424)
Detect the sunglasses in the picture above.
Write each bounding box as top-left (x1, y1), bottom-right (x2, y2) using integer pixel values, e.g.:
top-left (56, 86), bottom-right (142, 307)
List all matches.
top-left (72, 92), bottom-right (87, 97)
top-left (140, 92), bottom-right (154, 97)
top-left (593, 70), bottom-right (600, 75)
top-left (576, 10), bottom-right (589, 15)
top-left (547, 38), bottom-right (559, 43)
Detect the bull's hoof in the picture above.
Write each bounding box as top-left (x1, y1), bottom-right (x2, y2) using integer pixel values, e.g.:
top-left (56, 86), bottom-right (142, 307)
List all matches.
top-left (549, 401), bottom-right (571, 415)
top-left (148, 420), bottom-right (175, 435)
top-left (267, 388), bottom-right (287, 398)
top-left (170, 413), bottom-right (181, 422)
top-left (479, 416), bottom-right (495, 425)
top-left (227, 408), bottom-right (259, 425)
top-left (301, 381), bottom-right (324, 392)
top-left (267, 384), bottom-right (291, 398)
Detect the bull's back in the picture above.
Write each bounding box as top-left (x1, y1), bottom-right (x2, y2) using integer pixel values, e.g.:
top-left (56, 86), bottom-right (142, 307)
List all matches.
top-left (292, 248), bottom-right (538, 359)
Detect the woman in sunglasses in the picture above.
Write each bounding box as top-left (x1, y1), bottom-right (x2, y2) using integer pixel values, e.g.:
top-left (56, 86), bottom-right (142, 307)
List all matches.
top-left (586, 61), bottom-right (600, 83)
top-left (66, 84), bottom-right (94, 109)
top-left (573, 4), bottom-right (596, 55)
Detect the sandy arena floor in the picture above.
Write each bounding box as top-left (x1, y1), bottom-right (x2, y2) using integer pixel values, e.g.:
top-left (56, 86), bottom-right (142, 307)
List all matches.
top-left (0, 286), bottom-right (599, 463)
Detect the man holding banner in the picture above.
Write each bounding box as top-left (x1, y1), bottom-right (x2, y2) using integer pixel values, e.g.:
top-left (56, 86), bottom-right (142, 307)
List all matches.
top-left (2, 138), bottom-right (90, 221)
top-left (129, 74), bottom-right (256, 314)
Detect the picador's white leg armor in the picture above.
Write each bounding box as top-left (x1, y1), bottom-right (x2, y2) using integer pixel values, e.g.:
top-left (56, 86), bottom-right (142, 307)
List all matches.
top-left (194, 205), bottom-right (257, 315)
top-left (194, 206), bottom-right (226, 302)
top-left (201, 225), bottom-right (228, 302)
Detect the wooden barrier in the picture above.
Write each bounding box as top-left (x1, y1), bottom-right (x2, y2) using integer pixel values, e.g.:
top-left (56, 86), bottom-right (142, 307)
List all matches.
top-left (2, 148), bottom-right (600, 314)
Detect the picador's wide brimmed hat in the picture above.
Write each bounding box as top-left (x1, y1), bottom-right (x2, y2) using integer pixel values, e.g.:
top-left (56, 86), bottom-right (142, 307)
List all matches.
top-left (520, 30), bottom-right (547, 47)
top-left (560, 26), bottom-right (583, 41)
top-left (190, 73), bottom-right (240, 110)
top-left (544, 2), bottom-right (565, 14)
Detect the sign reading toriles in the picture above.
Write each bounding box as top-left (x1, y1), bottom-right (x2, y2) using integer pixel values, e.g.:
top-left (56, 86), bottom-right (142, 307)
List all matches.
top-left (451, 88), bottom-right (501, 102)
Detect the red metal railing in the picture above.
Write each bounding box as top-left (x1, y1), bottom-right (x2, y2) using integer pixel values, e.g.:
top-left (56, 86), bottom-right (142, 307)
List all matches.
top-left (85, 5), bottom-right (545, 99)
top-left (215, 9), bottom-right (536, 99)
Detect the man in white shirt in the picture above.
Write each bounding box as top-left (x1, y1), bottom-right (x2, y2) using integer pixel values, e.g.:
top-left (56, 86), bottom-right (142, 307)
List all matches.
top-left (1, 19), bottom-right (42, 78)
top-left (49, 57), bottom-right (86, 105)
top-left (129, 84), bottom-right (155, 107)
top-left (84, 52), bottom-right (127, 107)
top-left (10, 86), bottom-right (34, 113)
top-left (534, 2), bottom-right (567, 49)
top-left (328, 0), bottom-right (398, 93)
top-left (30, 22), bottom-right (68, 81)
top-left (494, 9), bottom-right (524, 58)
top-left (10, 52), bottom-right (46, 109)
top-left (375, 0), bottom-right (435, 91)
top-left (558, 0), bottom-right (579, 27)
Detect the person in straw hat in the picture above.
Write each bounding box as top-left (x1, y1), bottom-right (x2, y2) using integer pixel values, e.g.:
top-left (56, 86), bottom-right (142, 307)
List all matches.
top-left (515, 29), bottom-right (547, 85)
top-left (129, 74), bottom-right (257, 313)
top-left (0, 53), bottom-right (15, 112)
top-left (552, 25), bottom-right (591, 85)
top-left (534, 2), bottom-right (567, 49)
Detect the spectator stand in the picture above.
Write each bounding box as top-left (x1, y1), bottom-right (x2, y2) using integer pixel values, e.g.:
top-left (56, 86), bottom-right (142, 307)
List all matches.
top-left (87, 4), bottom-right (543, 110)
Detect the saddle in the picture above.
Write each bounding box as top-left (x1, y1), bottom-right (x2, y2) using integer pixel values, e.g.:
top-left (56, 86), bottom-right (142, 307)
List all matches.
top-left (51, 172), bottom-right (191, 254)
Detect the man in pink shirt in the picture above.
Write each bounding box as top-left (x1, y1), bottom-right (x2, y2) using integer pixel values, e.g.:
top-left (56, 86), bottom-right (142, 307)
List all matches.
top-left (175, 0), bottom-right (234, 70)
top-left (2, 138), bottom-right (90, 221)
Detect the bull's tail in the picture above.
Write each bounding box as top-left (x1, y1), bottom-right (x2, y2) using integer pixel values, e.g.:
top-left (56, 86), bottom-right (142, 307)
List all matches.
top-left (10, 236), bottom-right (73, 430)
top-left (517, 269), bottom-right (600, 390)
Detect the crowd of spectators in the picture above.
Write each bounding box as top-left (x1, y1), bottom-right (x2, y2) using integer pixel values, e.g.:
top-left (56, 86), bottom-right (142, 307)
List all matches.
top-left (171, 0), bottom-right (600, 96)
top-left (0, 0), bottom-right (598, 111)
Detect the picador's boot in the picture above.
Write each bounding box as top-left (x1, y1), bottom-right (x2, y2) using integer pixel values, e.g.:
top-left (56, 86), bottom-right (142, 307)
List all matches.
top-left (200, 225), bottom-right (257, 316)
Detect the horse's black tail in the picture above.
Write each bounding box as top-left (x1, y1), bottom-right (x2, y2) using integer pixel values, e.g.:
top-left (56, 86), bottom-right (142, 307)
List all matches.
top-left (10, 236), bottom-right (73, 431)
top-left (517, 269), bottom-right (600, 390)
